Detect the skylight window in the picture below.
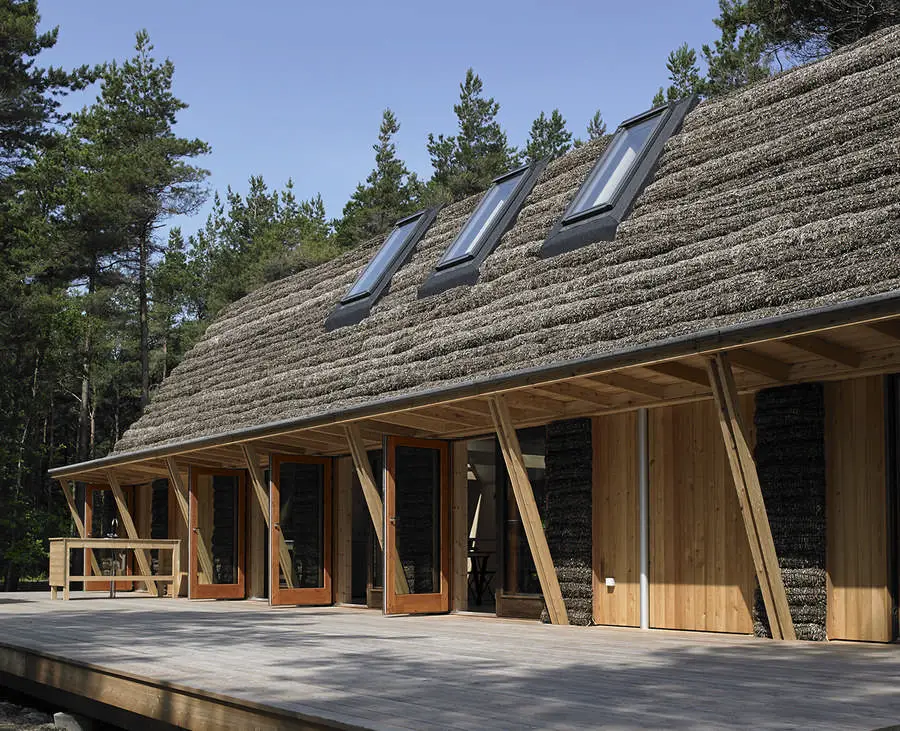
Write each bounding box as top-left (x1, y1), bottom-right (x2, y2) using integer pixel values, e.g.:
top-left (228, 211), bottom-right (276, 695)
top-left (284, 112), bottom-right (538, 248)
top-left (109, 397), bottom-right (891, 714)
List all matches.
top-left (419, 161), bottom-right (546, 298)
top-left (326, 207), bottom-right (438, 330)
top-left (563, 112), bottom-right (664, 223)
top-left (437, 167), bottom-right (529, 269)
top-left (541, 95), bottom-right (697, 259)
top-left (343, 216), bottom-right (421, 303)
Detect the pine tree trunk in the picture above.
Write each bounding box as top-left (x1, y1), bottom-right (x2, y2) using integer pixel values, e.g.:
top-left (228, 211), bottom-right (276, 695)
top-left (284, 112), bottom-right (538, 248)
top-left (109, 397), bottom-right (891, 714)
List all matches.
top-left (139, 234), bottom-right (150, 408)
top-left (78, 264), bottom-right (96, 462)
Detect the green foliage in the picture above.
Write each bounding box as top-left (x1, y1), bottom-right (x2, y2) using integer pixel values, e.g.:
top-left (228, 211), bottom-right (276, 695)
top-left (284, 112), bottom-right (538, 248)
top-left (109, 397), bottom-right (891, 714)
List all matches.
top-left (0, 0), bottom-right (98, 178)
top-left (653, 43), bottom-right (704, 105)
top-left (334, 108), bottom-right (422, 247)
top-left (426, 69), bottom-right (519, 202)
top-left (524, 109), bottom-right (572, 163)
top-left (745, 0), bottom-right (899, 60)
top-left (701, 1), bottom-right (773, 96)
top-left (574, 110), bottom-right (608, 149)
top-left (188, 178), bottom-right (336, 320)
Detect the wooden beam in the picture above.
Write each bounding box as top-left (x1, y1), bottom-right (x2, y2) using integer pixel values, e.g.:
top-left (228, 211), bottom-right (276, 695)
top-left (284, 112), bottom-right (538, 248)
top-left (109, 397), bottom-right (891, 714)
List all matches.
top-left (57, 480), bottom-right (101, 577)
top-left (343, 424), bottom-right (409, 595)
top-left (727, 349), bottom-right (791, 381)
top-left (240, 444), bottom-right (297, 590)
top-left (488, 395), bottom-right (568, 625)
top-left (501, 391), bottom-right (568, 416)
top-left (867, 319), bottom-right (900, 341)
top-left (646, 361), bottom-right (710, 387)
top-left (706, 354), bottom-right (795, 640)
top-left (786, 335), bottom-right (861, 368)
top-left (105, 471), bottom-right (158, 597)
top-left (531, 381), bottom-right (612, 408)
top-left (584, 373), bottom-right (666, 400)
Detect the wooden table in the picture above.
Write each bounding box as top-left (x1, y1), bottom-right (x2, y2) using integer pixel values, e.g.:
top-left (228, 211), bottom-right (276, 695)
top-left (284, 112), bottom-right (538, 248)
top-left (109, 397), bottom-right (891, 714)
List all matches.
top-left (49, 538), bottom-right (181, 600)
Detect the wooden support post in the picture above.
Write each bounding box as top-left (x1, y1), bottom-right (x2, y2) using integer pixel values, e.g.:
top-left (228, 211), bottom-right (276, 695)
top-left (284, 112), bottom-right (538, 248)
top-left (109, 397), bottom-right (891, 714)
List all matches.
top-left (488, 396), bottom-right (569, 625)
top-left (105, 471), bottom-right (159, 597)
top-left (343, 424), bottom-right (409, 596)
top-left (57, 480), bottom-right (101, 577)
top-left (706, 353), bottom-right (796, 640)
top-left (451, 441), bottom-right (468, 612)
top-left (334, 456), bottom-right (353, 604)
top-left (240, 444), bottom-right (296, 590)
top-left (166, 458), bottom-right (208, 596)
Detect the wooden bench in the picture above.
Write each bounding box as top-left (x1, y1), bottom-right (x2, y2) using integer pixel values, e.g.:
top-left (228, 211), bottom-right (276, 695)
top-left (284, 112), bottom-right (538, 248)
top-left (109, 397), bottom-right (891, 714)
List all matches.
top-left (49, 538), bottom-right (181, 600)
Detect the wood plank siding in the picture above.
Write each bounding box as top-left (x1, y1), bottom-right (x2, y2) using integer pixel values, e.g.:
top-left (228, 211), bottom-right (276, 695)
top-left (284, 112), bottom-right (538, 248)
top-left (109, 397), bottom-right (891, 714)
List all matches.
top-left (592, 412), bottom-right (640, 627)
top-left (649, 398), bottom-right (757, 633)
top-left (825, 376), bottom-right (892, 642)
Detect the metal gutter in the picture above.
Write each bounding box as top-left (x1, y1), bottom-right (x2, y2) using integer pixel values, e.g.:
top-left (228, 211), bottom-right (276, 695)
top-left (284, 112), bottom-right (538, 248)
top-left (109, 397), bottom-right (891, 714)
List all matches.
top-left (49, 291), bottom-right (900, 478)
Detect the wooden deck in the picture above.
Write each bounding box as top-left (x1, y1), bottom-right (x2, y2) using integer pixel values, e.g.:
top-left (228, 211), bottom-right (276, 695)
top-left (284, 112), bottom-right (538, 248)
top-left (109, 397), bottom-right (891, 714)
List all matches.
top-left (1, 592), bottom-right (899, 730)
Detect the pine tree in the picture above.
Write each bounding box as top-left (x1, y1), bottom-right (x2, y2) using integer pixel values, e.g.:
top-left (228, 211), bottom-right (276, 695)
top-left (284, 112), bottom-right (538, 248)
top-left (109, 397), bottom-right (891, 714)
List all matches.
top-left (335, 108), bottom-right (421, 247)
top-left (73, 30), bottom-right (210, 408)
top-left (701, 1), bottom-right (773, 96)
top-left (653, 43), bottom-right (704, 105)
top-left (574, 110), bottom-right (608, 149)
top-left (0, 0), bottom-right (97, 178)
top-left (586, 110), bottom-right (607, 140)
top-left (746, 0), bottom-right (899, 60)
top-left (524, 109), bottom-right (572, 163)
top-left (426, 69), bottom-right (519, 201)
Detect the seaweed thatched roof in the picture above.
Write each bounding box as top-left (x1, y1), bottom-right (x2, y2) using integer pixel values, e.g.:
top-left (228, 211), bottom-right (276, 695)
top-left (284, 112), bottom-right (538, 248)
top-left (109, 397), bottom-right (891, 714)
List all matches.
top-left (115, 26), bottom-right (900, 455)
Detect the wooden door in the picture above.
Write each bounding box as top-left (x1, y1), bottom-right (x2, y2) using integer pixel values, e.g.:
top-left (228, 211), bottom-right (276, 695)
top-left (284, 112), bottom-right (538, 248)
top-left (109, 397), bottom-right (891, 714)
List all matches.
top-left (270, 455), bottom-right (332, 606)
top-left (84, 484), bottom-right (135, 591)
top-left (385, 437), bottom-right (450, 615)
top-left (189, 468), bottom-right (246, 599)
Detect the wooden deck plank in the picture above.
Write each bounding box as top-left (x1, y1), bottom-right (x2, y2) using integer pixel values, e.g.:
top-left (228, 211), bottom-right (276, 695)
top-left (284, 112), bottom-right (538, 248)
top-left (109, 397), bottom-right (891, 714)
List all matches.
top-left (1, 593), bottom-right (899, 731)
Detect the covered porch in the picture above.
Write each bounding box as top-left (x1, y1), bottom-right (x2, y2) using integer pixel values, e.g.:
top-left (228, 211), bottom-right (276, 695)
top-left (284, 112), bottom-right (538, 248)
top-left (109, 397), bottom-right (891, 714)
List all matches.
top-left (48, 302), bottom-right (900, 639)
top-left (1, 592), bottom-right (899, 730)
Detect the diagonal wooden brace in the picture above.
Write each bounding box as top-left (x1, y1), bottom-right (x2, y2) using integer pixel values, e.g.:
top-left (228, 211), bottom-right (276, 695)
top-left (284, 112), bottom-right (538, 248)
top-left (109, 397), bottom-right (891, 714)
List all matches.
top-left (706, 353), bottom-right (796, 640)
top-left (488, 395), bottom-right (569, 626)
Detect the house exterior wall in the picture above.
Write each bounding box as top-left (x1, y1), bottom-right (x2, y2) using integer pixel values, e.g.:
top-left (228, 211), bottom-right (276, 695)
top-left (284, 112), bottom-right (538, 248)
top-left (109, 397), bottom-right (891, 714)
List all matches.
top-left (592, 411), bottom-right (640, 627)
top-left (541, 419), bottom-right (593, 625)
top-left (648, 398), bottom-right (757, 634)
top-left (753, 384), bottom-right (827, 641)
top-left (825, 375), bottom-right (892, 642)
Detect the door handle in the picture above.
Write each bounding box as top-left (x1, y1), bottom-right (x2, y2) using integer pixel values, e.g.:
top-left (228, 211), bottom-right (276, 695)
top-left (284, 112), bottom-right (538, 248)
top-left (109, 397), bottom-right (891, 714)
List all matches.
top-left (192, 528), bottom-right (199, 534)
top-left (389, 516), bottom-right (397, 525)
top-left (274, 522), bottom-right (281, 531)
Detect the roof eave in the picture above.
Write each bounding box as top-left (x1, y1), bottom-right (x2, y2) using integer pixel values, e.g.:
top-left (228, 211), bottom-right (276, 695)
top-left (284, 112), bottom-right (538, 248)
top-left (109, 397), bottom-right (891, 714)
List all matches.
top-left (48, 290), bottom-right (900, 479)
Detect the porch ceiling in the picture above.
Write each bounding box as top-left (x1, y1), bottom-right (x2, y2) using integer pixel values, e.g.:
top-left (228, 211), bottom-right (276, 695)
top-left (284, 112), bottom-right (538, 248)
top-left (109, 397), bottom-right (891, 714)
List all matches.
top-left (57, 312), bottom-right (900, 487)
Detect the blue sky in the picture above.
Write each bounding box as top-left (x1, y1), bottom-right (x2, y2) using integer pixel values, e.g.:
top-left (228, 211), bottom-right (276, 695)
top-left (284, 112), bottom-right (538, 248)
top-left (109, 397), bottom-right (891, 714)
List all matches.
top-left (37, 0), bottom-right (721, 234)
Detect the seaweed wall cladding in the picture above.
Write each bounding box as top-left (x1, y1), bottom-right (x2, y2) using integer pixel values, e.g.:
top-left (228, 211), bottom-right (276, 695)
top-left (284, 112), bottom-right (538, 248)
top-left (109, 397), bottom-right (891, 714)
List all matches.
top-left (541, 418), bottom-right (593, 626)
top-left (753, 383), bottom-right (827, 641)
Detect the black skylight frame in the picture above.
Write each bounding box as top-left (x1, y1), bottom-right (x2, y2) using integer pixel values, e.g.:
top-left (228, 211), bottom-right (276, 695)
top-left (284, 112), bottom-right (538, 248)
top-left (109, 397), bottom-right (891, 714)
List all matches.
top-left (418, 160), bottom-right (547, 298)
top-left (541, 95), bottom-right (697, 259)
top-left (325, 206), bottom-right (439, 331)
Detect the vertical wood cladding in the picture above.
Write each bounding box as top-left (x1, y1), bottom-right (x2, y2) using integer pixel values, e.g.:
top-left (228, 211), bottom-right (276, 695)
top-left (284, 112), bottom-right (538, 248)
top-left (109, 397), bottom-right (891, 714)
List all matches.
top-left (542, 419), bottom-right (593, 626)
top-left (592, 412), bottom-right (640, 627)
top-left (650, 399), bottom-right (756, 634)
top-left (825, 376), bottom-right (891, 642)
top-left (753, 383), bottom-right (827, 641)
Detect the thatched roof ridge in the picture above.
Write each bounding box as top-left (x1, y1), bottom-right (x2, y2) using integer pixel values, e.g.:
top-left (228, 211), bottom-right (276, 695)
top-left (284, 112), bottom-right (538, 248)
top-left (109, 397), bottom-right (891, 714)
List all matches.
top-left (113, 26), bottom-right (900, 454)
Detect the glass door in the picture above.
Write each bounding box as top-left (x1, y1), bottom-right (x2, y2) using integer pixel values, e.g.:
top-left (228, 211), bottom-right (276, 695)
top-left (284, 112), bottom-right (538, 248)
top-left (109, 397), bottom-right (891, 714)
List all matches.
top-left (270, 455), bottom-right (332, 606)
top-left (84, 484), bottom-right (135, 591)
top-left (385, 437), bottom-right (450, 615)
top-left (189, 468), bottom-right (246, 599)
